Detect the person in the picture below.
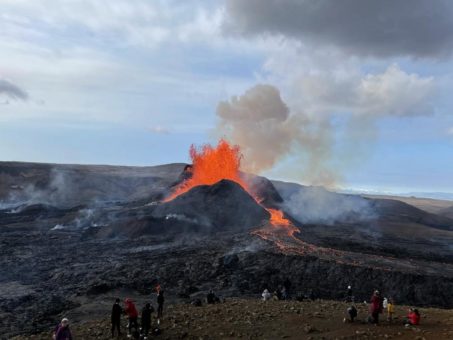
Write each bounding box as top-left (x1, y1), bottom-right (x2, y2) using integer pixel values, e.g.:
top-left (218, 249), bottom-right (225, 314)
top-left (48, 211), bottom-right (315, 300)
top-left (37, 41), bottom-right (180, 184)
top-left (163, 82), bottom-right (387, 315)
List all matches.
top-left (141, 303), bottom-right (154, 339)
top-left (387, 298), bottom-right (395, 322)
top-left (369, 290), bottom-right (383, 324)
top-left (404, 308), bottom-right (420, 326)
top-left (262, 288), bottom-right (271, 301)
top-left (383, 297), bottom-right (388, 310)
top-left (281, 286), bottom-right (287, 300)
top-left (124, 298), bottom-right (139, 337)
top-left (54, 318), bottom-right (72, 340)
top-left (111, 298), bottom-right (122, 338)
top-left (157, 290), bottom-right (165, 321)
top-left (344, 305), bottom-right (357, 323)
top-left (207, 290), bottom-right (216, 304)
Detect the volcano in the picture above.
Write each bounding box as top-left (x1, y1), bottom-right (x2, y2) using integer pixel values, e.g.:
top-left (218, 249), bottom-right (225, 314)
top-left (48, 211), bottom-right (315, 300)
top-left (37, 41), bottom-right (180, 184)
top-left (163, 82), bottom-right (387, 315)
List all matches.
top-left (154, 179), bottom-right (270, 232)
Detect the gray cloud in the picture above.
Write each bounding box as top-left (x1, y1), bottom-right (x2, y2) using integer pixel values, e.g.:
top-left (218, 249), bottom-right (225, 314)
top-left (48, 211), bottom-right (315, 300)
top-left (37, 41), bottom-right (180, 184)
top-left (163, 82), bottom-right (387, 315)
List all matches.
top-left (225, 0), bottom-right (453, 58)
top-left (0, 79), bottom-right (28, 101)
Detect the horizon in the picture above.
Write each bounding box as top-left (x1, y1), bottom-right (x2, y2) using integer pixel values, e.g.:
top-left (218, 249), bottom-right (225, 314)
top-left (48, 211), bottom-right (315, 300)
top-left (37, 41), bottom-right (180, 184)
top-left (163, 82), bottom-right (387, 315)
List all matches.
top-left (1, 1), bottom-right (453, 193)
top-left (1, 158), bottom-right (453, 201)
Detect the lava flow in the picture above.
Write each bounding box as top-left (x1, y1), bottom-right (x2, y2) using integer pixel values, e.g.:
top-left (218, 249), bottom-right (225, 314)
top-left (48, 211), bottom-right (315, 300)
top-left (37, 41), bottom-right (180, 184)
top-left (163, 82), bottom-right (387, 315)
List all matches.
top-left (164, 139), bottom-right (302, 250)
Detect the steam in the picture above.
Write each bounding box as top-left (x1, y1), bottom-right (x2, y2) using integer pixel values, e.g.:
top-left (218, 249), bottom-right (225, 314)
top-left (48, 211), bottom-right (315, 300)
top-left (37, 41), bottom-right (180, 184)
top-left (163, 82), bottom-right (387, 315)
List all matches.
top-left (216, 64), bottom-right (435, 187)
top-left (217, 84), bottom-right (294, 174)
top-left (1, 169), bottom-right (75, 209)
top-left (216, 84), bottom-right (339, 186)
top-left (281, 185), bottom-right (375, 225)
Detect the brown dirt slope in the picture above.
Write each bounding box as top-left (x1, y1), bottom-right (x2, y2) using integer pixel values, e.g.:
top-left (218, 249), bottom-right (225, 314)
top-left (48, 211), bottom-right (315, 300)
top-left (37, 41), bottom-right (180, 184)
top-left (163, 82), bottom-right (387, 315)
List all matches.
top-left (364, 195), bottom-right (453, 215)
top-left (13, 298), bottom-right (453, 340)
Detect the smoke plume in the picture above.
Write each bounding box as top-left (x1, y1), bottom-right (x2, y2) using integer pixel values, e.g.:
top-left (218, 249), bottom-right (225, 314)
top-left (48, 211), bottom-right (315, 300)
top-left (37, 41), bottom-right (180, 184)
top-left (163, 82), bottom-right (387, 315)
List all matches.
top-left (216, 64), bottom-right (435, 188)
top-left (216, 84), bottom-right (339, 186)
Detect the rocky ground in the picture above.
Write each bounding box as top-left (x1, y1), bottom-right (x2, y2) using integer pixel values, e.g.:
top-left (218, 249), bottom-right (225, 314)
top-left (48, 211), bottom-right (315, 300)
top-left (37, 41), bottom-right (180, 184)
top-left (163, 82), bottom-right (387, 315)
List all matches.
top-left (2, 161), bottom-right (453, 338)
top-left (11, 298), bottom-right (453, 340)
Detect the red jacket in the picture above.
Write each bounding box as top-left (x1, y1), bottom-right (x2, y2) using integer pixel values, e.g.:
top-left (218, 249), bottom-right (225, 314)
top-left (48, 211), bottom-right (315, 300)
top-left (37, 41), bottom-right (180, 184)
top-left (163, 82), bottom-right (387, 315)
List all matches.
top-left (370, 294), bottom-right (382, 313)
top-left (125, 300), bottom-right (138, 318)
top-left (408, 311), bottom-right (420, 325)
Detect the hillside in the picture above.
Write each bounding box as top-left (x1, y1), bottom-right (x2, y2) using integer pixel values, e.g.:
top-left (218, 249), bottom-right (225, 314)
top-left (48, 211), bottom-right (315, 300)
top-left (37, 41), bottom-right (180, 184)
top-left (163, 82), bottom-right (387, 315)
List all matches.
top-left (11, 298), bottom-right (453, 340)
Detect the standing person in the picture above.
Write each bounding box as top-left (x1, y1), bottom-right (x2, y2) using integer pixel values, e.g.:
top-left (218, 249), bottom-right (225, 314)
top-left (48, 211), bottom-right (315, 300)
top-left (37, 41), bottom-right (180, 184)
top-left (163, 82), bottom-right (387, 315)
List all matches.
top-left (54, 318), bottom-right (72, 340)
top-left (262, 288), bottom-right (271, 301)
top-left (283, 278), bottom-right (292, 299)
top-left (387, 298), bottom-right (395, 322)
top-left (370, 290), bottom-right (383, 324)
top-left (111, 298), bottom-right (122, 338)
top-left (157, 290), bottom-right (165, 321)
top-left (124, 298), bottom-right (139, 337)
top-left (141, 303), bottom-right (154, 339)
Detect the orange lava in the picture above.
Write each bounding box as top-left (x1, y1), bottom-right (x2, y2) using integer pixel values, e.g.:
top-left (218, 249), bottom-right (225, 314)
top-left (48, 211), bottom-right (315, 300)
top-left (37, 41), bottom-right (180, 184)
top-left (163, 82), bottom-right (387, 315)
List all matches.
top-left (164, 139), bottom-right (249, 202)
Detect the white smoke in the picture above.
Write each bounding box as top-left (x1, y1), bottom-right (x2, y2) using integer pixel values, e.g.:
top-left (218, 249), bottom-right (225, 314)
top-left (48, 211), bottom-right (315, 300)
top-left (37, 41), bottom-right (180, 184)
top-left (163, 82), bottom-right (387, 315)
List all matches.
top-left (1, 169), bottom-right (75, 210)
top-left (216, 63), bottom-right (435, 187)
top-left (282, 186), bottom-right (375, 225)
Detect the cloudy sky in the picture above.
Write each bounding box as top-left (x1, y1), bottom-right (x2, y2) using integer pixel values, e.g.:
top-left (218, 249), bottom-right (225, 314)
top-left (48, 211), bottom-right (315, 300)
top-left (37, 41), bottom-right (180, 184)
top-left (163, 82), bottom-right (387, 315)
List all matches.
top-left (1, 0), bottom-right (453, 194)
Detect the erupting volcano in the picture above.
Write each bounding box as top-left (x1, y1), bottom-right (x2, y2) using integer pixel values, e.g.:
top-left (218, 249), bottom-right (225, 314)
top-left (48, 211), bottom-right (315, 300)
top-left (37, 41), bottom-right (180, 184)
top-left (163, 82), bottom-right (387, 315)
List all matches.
top-left (164, 139), bottom-right (249, 201)
top-left (164, 139), bottom-right (299, 243)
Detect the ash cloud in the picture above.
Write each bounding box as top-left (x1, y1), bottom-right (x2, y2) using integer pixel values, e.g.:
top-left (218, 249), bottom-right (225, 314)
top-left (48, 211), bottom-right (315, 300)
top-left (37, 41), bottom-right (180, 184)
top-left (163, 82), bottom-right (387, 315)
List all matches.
top-left (216, 68), bottom-right (434, 187)
top-left (216, 84), bottom-right (296, 174)
top-left (224, 0), bottom-right (453, 58)
top-left (0, 79), bottom-right (28, 101)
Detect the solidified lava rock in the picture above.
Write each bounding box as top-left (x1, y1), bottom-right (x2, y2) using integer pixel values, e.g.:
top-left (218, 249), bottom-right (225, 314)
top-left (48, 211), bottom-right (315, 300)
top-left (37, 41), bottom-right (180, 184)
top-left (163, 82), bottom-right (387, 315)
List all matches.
top-left (153, 179), bottom-right (270, 233)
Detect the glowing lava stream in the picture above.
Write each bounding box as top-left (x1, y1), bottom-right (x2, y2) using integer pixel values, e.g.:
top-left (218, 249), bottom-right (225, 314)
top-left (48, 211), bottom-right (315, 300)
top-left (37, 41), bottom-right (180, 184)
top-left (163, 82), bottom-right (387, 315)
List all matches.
top-left (163, 139), bottom-right (298, 243)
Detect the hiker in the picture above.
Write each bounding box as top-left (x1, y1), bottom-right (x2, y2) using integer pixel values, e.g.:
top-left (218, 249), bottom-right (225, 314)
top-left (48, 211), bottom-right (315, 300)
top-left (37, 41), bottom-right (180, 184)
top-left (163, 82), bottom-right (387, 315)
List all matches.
top-left (344, 305), bottom-right (358, 323)
top-left (207, 290), bottom-right (217, 304)
top-left (346, 285), bottom-right (353, 302)
top-left (157, 290), bottom-right (165, 320)
top-left (111, 298), bottom-right (122, 337)
top-left (369, 290), bottom-right (383, 324)
top-left (281, 286), bottom-right (287, 300)
top-left (387, 298), bottom-right (395, 322)
top-left (272, 287), bottom-right (282, 301)
top-left (124, 298), bottom-right (139, 336)
top-left (404, 308), bottom-right (420, 326)
top-left (54, 318), bottom-right (72, 340)
top-left (262, 288), bottom-right (271, 301)
top-left (141, 302), bottom-right (154, 338)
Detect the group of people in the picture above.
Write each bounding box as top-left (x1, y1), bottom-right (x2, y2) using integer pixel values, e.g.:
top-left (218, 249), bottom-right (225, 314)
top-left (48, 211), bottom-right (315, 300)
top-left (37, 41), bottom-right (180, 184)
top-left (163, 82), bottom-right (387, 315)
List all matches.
top-left (345, 287), bottom-right (420, 327)
top-left (261, 278), bottom-right (292, 301)
top-left (111, 289), bottom-right (165, 339)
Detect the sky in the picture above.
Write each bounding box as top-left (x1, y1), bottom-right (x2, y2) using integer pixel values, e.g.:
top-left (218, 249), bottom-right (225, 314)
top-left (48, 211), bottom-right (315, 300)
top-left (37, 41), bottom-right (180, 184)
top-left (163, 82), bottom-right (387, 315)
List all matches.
top-left (1, 0), bottom-right (453, 194)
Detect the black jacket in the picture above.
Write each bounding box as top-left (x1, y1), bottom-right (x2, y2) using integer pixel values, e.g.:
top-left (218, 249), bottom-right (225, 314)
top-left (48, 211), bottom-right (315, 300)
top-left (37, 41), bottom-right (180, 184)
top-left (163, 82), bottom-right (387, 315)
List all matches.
top-left (157, 294), bottom-right (164, 306)
top-left (111, 303), bottom-right (122, 322)
top-left (141, 305), bottom-right (154, 328)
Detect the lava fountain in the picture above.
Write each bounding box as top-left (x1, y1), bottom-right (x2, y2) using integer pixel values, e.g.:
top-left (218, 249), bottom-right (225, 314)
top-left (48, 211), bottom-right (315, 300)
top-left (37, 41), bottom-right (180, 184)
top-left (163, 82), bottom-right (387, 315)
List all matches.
top-left (163, 139), bottom-right (300, 243)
